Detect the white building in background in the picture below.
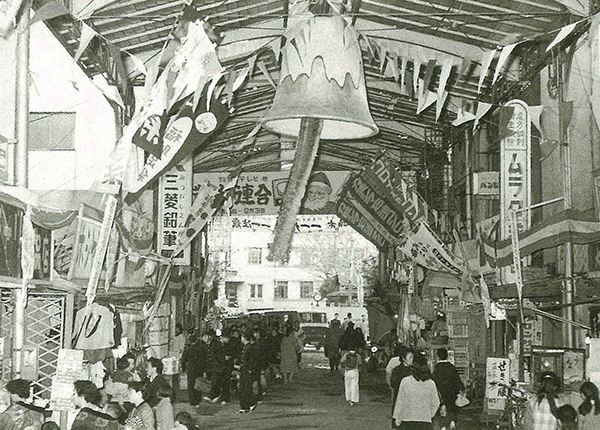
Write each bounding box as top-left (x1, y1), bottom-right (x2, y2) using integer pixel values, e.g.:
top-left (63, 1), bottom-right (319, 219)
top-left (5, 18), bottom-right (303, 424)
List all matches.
top-left (0, 22), bottom-right (116, 192)
top-left (209, 214), bottom-right (376, 320)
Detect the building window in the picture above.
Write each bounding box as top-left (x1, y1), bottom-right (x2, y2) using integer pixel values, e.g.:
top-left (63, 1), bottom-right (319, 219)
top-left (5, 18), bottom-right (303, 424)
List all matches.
top-left (29, 112), bottom-right (76, 150)
top-left (250, 284), bottom-right (263, 299)
top-left (248, 247), bottom-right (262, 265)
top-left (274, 281), bottom-right (288, 299)
top-left (300, 281), bottom-right (314, 299)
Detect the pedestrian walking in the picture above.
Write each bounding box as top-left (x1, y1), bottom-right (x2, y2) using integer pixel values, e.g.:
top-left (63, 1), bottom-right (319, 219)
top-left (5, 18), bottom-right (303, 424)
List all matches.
top-left (145, 357), bottom-right (167, 408)
top-left (324, 319), bottom-right (343, 371)
top-left (237, 331), bottom-right (258, 414)
top-left (293, 320), bottom-right (306, 366)
top-left (170, 323), bottom-right (186, 402)
top-left (390, 347), bottom-right (414, 428)
top-left (393, 353), bottom-right (439, 430)
top-left (180, 335), bottom-right (208, 407)
top-left (524, 372), bottom-right (562, 430)
top-left (340, 349), bottom-right (362, 405)
top-left (280, 325), bottom-right (300, 383)
top-left (579, 381), bottom-right (600, 430)
top-left (432, 348), bottom-right (464, 430)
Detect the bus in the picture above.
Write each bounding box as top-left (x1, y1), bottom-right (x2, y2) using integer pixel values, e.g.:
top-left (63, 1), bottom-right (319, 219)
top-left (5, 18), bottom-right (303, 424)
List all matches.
top-left (298, 311), bottom-right (328, 349)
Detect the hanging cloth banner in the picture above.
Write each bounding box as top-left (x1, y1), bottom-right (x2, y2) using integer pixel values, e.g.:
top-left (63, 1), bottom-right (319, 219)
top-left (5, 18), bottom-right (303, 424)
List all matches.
top-left (27, 1), bottom-right (70, 30)
top-left (123, 89), bottom-right (229, 201)
top-left (473, 102), bottom-right (493, 130)
top-left (398, 222), bottom-right (464, 275)
top-left (21, 207), bottom-right (35, 294)
top-left (362, 151), bottom-right (428, 227)
top-left (480, 209), bottom-right (600, 268)
top-left (478, 49), bottom-right (496, 94)
top-left (436, 57), bottom-right (453, 120)
top-left (171, 168), bottom-right (241, 257)
top-left (479, 274), bottom-right (491, 328)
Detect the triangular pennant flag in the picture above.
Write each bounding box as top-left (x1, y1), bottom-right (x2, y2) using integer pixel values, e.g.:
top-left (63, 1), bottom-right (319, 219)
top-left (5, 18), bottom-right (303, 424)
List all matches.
top-left (412, 193), bottom-right (419, 214)
top-left (400, 58), bottom-right (408, 91)
top-left (247, 54), bottom-right (258, 77)
top-left (554, 0), bottom-right (588, 16)
top-left (478, 49), bottom-right (496, 93)
top-left (378, 43), bottom-right (388, 72)
top-left (74, 23), bottom-right (97, 63)
top-left (498, 106), bottom-right (516, 140)
top-left (528, 105), bottom-right (545, 138)
top-left (225, 68), bottom-right (236, 107)
top-left (270, 38), bottom-right (282, 60)
top-left (423, 59), bottom-right (437, 92)
top-left (436, 57), bottom-right (453, 120)
top-left (473, 102), bottom-right (493, 129)
top-left (492, 43), bottom-right (518, 85)
top-left (417, 79), bottom-right (436, 114)
top-left (390, 54), bottom-right (399, 81)
top-left (383, 58), bottom-right (396, 78)
top-left (129, 52), bottom-right (147, 77)
top-left (144, 55), bottom-right (162, 101)
top-left (459, 52), bottom-right (475, 77)
top-left (546, 22), bottom-right (577, 52)
top-left (413, 60), bottom-right (422, 94)
top-left (232, 66), bottom-right (250, 92)
top-left (205, 72), bottom-right (224, 111)
top-left (92, 76), bottom-right (124, 108)
top-left (28, 1), bottom-right (70, 28)
top-left (432, 209), bottom-right (439, 226)
top-left (233, 122), bottom-right (262, 151)
top-left (257, 60), bottom-right (276, 88)
top-left (452, 102), bottom-right (476, 126)
top-left (107, 42), bottom-right (128, 93)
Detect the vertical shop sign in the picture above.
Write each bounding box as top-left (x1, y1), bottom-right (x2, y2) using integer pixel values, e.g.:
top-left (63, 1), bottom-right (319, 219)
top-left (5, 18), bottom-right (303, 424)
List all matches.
top-left (158, 156), bottom-right (192, 265)
top-left (500, 100), bottom-right (531, 284)
top-left (486, 357), bottom-right (511, 410)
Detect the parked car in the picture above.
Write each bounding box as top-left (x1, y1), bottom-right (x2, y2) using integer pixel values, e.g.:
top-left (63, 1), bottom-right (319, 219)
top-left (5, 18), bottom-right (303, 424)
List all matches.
top-left (298, 311), bottom-right (328, 349)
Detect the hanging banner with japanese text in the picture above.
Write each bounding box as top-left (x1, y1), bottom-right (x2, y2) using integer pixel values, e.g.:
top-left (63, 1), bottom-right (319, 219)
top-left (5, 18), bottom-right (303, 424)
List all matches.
top-left (398, 222), bottom-right (464, 275)
top-left (500, 100), bottom-right (531, 284)
top-left (336, 195), bottom-right (393, 251)
top-left (193, 170), bottom-right (349, 216)
top-left (68, 212), bottom-right (102, 280)
top-left (486, 357), bottom-right (511, 410)
top-left (362, 151), bottom-right (428, 226)
top-left (158, 156), bottom-right (193, 265)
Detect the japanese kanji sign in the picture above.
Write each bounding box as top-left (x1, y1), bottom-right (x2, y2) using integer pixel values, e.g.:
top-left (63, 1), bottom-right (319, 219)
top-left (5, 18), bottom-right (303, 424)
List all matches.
top-left (486, 357), bottom-right (511, 410)
top-left (398, 222), bottom-right (464, 275)
top-left (158, 156), bottom-right (193, 265)
top-left (193, 171), bottom-right (349, 216)
top-left (500, 100), bottom-right (531, 284)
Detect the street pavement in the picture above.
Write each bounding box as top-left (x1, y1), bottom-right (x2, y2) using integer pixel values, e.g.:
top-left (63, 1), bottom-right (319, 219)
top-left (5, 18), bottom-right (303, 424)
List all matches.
top-left (174, 350), bottom-right (490, 430)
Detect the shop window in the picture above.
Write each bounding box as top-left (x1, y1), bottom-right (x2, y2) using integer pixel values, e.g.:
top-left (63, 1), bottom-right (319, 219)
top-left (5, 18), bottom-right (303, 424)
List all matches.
top-left (29, 112), bottom-right (76, 150)
top-left (250, 284), bottom-right (263, 299)
top-left (247, 247), bottom-right (262, 265)
top-left (300, 281), bottom-right (314, 299)
top-left (274, 281), bottom-right (288, 299)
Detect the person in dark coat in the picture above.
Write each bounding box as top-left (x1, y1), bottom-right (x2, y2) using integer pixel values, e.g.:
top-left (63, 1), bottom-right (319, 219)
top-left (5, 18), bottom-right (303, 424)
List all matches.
top-left (265, 326), bottom-right (283, 379)
top-left (181, 334), bottom-right (208, 406)
top-left (432, 348), bottom-right (465, 430)
top-left (145, 357), bottom-right (168, 408)
top-left (390, 347), bottom-right (414, 429)
top-left (237, 331), bottom-right (258, 414)
top-left (201, 330), bottom-right (226, 403)
top-left (324, 319), bottom-right (343, 371)
top-left (339, 322), bottom-right (363, 352)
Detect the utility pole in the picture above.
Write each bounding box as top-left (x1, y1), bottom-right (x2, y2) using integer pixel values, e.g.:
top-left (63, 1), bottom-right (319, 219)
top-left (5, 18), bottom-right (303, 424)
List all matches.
top-left (558, 49), bottom-right (574, 348)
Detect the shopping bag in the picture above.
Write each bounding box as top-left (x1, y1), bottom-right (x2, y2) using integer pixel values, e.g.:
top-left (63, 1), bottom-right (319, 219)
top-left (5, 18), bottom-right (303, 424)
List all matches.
top-left (194, 377), bottom-right (211, 393)
top-left (455, 393), bottom-right (470, 407)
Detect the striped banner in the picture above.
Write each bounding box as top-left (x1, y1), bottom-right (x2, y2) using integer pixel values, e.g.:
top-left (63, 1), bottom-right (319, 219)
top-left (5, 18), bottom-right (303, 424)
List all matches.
top-left (480, 209), bottom-right (600, 268)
